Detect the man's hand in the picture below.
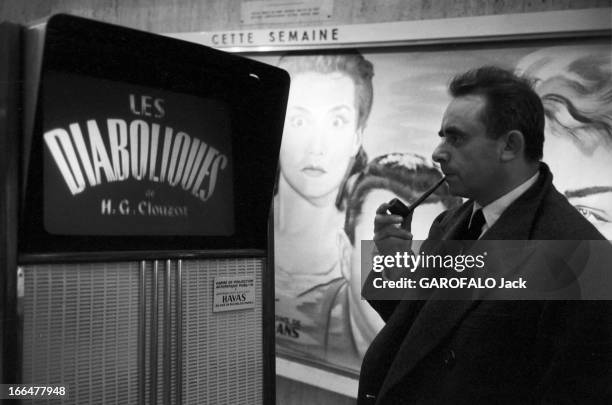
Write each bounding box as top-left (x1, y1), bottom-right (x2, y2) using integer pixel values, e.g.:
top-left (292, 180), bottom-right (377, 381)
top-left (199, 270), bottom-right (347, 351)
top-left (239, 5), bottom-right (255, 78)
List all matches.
top-left (373, 202), bottom-right (414, 256)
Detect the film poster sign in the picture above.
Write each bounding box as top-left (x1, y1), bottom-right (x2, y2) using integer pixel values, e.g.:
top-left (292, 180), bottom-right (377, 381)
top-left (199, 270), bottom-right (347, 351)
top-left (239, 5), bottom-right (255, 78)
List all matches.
top-left (42, 71), bottom-right (234, 236)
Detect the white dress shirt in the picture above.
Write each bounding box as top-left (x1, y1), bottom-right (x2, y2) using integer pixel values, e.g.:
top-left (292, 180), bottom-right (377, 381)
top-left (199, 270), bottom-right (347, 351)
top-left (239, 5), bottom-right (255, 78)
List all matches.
top-left (471, 171), bottom-right (539, 238)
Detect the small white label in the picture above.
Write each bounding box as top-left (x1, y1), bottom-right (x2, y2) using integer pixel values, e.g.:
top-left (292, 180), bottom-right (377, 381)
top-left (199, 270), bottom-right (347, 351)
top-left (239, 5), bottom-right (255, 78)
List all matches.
top-left (17, 267), bottom-right (24, 298)
top-left (213, 276), bottom-right (256, 312)
top-left (241, 0), bottom-right (333, 24)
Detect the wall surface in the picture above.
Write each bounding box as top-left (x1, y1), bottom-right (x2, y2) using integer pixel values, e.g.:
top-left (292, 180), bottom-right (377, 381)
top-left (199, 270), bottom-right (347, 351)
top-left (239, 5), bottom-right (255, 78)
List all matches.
top-left (0, 0), bottom-right (608, 32)
top-left (1, 1), bottom-right (609, 404)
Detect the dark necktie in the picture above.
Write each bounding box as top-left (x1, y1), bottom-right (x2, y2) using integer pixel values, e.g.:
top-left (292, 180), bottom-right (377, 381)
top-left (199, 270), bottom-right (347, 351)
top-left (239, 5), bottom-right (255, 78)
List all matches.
top-left (463, 209), bottom-right (486, 241)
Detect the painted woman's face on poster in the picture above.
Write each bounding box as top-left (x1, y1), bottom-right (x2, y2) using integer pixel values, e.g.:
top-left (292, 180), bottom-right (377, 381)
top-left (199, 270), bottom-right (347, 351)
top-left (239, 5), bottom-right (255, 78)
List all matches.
top-left (253, 39), bottom-right (611, 375)
top-left (280, 72), bottom-right (360, 203)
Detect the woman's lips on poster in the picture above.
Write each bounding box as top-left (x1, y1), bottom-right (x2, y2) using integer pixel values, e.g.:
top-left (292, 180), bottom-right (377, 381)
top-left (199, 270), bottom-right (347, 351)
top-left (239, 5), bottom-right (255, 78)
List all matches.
top-left (302, 165), bottom-right (326, 177)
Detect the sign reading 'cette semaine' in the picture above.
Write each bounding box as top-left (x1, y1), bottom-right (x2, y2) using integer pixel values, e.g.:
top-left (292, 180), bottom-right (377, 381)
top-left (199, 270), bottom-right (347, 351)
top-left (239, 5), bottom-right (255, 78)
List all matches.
top-left (42, 71), bottom-right (234, 235)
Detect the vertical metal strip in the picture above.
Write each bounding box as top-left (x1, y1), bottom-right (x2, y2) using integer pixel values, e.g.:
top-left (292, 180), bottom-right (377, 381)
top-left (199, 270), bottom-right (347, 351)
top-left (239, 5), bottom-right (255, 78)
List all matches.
top-left (163, 260), bottom-right (171, 405)
top-left (264, 208), bottom-right (276, 405)
top-left (1, 22), bottom-right (23, 386)
top-left (139, 261), bottom-right (146, 405)
top-left (151, 260), bottom-right (158, 404)
top-left (176, 259), bottom-right (183, 405)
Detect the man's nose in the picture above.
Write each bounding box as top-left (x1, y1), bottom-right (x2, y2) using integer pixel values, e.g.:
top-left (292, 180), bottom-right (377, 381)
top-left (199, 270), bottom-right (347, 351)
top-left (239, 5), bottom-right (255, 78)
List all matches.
top-left (432, 143), bottom-right (449, 163)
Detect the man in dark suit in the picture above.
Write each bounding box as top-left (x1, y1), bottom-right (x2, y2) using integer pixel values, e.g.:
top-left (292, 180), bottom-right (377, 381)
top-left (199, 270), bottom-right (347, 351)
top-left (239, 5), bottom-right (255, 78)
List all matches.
top-left (358, 66), bottom-right (612, 404)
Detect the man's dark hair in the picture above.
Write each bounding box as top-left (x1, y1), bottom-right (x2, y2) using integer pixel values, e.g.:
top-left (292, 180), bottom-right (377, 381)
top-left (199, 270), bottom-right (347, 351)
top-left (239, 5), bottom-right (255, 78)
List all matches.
top-left (344, 153), bottom-right (461, 244)
top-left (449, 66), bottom-right (545, 162)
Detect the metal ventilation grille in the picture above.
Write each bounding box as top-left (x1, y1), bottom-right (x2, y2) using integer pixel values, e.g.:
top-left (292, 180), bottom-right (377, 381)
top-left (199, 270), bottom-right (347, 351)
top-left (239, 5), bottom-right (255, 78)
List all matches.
top-left (21, 262), bottom-right (140, 404)
top-left (182, 258), bottom-right (264, 405)
top-left (20, 257), bottom-right (265, 404)
top-left (143, 260), bottom-right (179, 405)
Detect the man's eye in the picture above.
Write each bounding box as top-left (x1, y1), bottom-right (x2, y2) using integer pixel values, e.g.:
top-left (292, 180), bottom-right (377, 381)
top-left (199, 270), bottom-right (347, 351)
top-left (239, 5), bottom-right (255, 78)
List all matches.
top-left (446, 134), bottom-right (459, 145)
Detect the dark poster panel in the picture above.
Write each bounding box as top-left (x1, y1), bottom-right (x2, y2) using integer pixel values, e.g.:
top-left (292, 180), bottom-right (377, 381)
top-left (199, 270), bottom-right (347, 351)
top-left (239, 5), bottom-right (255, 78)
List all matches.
top-left (42, 71), bottom-right (234, 236)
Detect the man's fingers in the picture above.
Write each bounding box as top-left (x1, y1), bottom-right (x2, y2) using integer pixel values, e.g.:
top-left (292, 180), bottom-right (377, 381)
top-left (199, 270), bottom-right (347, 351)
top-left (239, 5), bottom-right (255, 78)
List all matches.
top-left (374, 201), bottom-right (413, 240)
top-left (376, 202), bottom-right (392, 215)
top-left (374, 213), bottom-right (403, 230)
top-left (373, 203), bottom-right (414, 254)
top-left (373, 227), bottom-right (413, 241)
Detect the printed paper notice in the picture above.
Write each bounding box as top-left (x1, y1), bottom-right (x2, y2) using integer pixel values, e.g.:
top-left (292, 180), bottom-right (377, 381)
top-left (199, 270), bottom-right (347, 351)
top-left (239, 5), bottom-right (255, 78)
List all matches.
top-left (241, 0), bottom-right (333, 24)
top-left (213, 276), bottom-right (256, 312)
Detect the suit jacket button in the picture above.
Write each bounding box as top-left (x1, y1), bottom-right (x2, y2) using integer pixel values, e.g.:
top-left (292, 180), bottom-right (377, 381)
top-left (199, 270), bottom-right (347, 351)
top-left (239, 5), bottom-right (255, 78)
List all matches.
top-left (444, 349), bottom-right (456, 368)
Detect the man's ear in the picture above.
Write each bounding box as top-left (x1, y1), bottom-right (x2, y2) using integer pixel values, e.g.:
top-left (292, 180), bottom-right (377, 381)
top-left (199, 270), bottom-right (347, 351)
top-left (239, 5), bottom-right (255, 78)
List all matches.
top-left (337, 229), bottom-right (353, 280)
top-left (500, 130), bottom-right (525, 162)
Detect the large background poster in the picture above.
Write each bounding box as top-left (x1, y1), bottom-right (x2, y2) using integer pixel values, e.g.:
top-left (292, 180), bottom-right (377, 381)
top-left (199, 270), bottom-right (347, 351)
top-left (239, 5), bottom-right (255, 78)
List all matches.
top-left (253, 38), bottom-right (611, 374)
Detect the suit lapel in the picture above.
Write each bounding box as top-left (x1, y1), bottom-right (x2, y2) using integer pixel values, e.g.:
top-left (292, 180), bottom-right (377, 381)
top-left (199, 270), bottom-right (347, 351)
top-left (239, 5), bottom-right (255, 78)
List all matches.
top-left (480, 165), bottom-right (551, 240)
top-left (435, 202), bottom-right (473, 241)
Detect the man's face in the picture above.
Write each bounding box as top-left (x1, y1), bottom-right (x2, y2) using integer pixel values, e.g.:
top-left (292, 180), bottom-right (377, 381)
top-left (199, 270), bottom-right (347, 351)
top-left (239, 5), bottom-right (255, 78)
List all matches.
top-left (279, 72), bottom-right (361, 203)
top-left (432, 94), bottom-right (504, 203)
top-left (545, 134), bottom-right (612, 239)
